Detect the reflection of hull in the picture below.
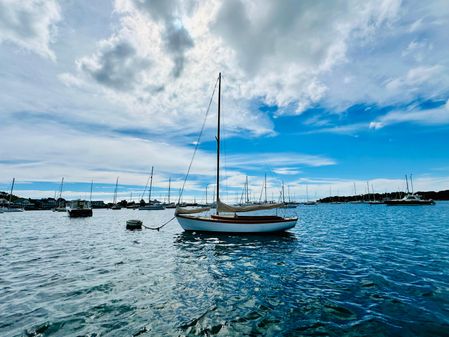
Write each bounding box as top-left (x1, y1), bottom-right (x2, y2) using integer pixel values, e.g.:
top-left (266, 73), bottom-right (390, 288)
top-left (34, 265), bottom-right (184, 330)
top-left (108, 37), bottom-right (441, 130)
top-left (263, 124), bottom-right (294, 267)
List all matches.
top-left (176, 214), bottom-right (297, 233)
top-left (53, 207), bottom-right (67, 212)
top-left (139, 204), bottom-right (165, 210)
top-left (385, 200), bottom-right (434, 206)
top-left (68, 209), bottom-right (93, 217)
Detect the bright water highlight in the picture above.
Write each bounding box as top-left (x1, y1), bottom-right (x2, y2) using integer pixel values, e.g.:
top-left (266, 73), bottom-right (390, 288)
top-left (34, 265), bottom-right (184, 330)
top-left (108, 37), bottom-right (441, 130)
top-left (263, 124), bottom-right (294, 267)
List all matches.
top-left (1, 203), bottom-right (449, 336)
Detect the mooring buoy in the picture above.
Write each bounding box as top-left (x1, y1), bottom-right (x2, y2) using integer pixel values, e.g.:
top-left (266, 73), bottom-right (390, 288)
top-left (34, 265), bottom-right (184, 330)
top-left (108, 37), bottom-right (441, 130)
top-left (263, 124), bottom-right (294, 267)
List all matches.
top-left (126, 219), bottom-right (142, 230)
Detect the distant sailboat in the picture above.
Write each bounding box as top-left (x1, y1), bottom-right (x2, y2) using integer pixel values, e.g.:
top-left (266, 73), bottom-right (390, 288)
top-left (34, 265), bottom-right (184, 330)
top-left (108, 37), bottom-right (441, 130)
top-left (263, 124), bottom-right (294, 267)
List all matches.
top-left (175, 73), bottom-right (297, 233)
top-left (53, 177), bottom-right (67, 212)
top-left (165, 177), bottom-right (177, 208)
top-left (139, 167), bottom-right (165, 210)
top-left (304, 184), bottom-right (317, 205)
top-left (1, 178), bottom-right (24, 212)
top-left (281, 183), bottom-right (297, 208)
top-left (385, 175), bottom-right (434, 205)
top-left (368, 183), bottom-right (383, 204)
top-left (111, 177), bottom-right (122, 210)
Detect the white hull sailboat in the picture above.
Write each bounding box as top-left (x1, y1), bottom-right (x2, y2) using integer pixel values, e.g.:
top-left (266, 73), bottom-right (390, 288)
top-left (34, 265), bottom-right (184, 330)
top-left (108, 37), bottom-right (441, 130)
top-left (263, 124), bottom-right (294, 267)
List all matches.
top-left (177, 214), bottom-right (297, 233)
top-left (175, 73), bottom-right (297, 233)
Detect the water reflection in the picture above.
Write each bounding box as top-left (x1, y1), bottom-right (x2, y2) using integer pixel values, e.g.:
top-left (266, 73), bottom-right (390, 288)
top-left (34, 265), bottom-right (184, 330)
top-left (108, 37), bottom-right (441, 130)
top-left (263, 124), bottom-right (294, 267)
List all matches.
top-left (174, 231), bottom-right (297, 249)
top-left (171, 231), bottom-right (300, 335)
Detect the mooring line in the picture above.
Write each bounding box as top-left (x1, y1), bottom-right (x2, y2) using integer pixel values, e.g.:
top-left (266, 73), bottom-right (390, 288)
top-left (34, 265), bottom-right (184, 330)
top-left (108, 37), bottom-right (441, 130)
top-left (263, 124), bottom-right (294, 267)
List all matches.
top-left (142, 216), bottom-right (176, 231)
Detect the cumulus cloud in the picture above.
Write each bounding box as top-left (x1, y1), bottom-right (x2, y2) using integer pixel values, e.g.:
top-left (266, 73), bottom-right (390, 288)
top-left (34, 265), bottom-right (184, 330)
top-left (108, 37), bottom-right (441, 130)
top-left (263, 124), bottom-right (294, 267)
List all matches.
top-left (118, 0), bottom-right (194, 77)
top-left (61, 0), bottom-right (449, 138)
top-left (211, 0), bottom-right (401, 114)
top-left (78, 37), bottom-right (151, 91)
top-left (0, 0), bottom-right (61, 60)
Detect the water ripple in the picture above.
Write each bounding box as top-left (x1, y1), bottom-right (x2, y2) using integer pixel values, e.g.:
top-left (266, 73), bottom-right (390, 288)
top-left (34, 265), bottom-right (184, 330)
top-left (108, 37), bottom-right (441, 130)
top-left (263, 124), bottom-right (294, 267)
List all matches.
top-left (1, 203), bottom-right (449, 336)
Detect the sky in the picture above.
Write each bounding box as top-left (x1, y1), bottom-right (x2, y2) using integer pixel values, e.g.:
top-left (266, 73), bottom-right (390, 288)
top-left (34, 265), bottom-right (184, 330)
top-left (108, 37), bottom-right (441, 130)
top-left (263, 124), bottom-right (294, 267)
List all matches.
top-left (1, 0), bottom-right (449, 202)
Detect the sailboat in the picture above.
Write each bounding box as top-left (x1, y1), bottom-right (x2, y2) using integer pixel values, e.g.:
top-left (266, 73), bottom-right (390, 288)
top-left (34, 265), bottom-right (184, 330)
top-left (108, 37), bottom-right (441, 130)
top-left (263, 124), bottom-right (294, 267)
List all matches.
top-left (1, 178), bottom-right (24, 212)
top-left (385, 175), bottom-right (434, 205)
top-left (111, 177), bottom-right (122, 210)
top-left (165, 178), bottom-right (177, 208)
top-left (139, 167), bottom-right (165, 210)
top-left (175, 73), bottom-right (297, 233)
top-left (53, 177), bottom-right (67, 212)
top-left (304, 184), bottom-right (317, 205)
top-left (281, 183), bottom-right (297, 208)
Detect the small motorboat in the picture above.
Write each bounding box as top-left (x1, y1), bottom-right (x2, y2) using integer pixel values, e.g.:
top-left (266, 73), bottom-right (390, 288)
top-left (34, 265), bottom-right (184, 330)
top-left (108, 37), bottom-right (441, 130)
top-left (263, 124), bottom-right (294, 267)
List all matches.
top-left (68, 200), bottom-right (93, 217)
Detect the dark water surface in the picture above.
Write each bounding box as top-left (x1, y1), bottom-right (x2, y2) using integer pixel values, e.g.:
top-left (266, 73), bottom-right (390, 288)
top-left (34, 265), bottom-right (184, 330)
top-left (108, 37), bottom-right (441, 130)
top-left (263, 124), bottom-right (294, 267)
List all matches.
top-left (1, 203), bottom-right (449, 336)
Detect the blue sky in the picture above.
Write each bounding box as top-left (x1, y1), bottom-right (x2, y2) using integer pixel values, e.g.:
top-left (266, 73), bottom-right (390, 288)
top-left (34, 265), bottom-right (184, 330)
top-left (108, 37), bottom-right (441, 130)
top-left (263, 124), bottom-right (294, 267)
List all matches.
top-left (1, 0), bottom-right (449, 202)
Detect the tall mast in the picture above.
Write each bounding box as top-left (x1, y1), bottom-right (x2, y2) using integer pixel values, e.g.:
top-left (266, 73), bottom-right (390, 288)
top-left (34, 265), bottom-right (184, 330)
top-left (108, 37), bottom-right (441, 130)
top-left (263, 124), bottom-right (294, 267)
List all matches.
top-left (205, 184), bottom-right (208, 204)
top-left (245, 176), bottom-right (249, 203)
top-left (148, 166), bottom-right (154, 203)
top-left (366, 181), bottom-right (370, 201)
top-left (264, 173), bottom-right (267, 203)
top-left (410, 174), bottom-right (414, 194)
top-left (9, 178), bottom-right (15, 206)
top-left (282, 182), bottom-right (285, 203)
top-left (216, 72), bottom-right (221, 214)
top-left (306, 184), bottom-right (309, 202)
top-left (168, 177), bottom-right (171, 204)
top-left (113, 177), bottom-right (119, 204)
top-left (59, 177), bottom-right (64, 199)
top-left (405, 174), bottom-right (409, 194)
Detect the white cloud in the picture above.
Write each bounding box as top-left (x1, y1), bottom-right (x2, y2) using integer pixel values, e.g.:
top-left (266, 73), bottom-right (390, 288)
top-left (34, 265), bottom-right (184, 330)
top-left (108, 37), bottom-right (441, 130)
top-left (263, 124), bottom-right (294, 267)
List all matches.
top-left (0, 120), bottom-right (333, 197)
top-left (62, 0), bottom-right (421, 137)
top-left (371, 99), bottom-right (449, 128)
top-left (227, 153), bottom-right (336, 170)
top-left (273, 167), bottom-right (302, 175)
top-left (0, 0), bottom-right (61, 60)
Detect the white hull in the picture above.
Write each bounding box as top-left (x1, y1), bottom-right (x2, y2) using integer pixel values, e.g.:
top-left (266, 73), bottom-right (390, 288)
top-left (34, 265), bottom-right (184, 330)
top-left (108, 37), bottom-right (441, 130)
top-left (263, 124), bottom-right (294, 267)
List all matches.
top-left (176, 215), bottom-right (297, 233)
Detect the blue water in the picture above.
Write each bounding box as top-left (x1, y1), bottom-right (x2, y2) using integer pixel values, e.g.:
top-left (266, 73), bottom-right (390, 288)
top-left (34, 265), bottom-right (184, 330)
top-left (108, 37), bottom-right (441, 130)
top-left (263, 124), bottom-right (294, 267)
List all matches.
top-left (1, 203), bottom-right (449, 336)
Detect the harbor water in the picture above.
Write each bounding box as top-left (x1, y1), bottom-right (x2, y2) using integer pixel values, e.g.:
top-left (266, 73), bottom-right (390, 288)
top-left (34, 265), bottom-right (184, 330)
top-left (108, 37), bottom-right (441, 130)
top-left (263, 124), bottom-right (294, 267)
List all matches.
top-left (1, 203), bottom-right (449, 336)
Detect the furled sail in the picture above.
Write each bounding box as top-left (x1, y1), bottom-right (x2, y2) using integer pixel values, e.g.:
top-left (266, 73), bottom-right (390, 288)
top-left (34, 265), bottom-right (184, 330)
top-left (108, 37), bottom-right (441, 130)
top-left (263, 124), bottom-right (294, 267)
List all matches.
top-left (175, 206), bottom-right (210, 215)
top-left (217, 199), bottom-right (283, 213)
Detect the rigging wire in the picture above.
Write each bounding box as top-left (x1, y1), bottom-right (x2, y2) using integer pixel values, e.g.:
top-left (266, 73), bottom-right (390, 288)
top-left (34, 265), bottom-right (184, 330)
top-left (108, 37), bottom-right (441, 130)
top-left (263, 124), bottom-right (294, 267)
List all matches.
top-left (177, 76), bottom-right (219, 205)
